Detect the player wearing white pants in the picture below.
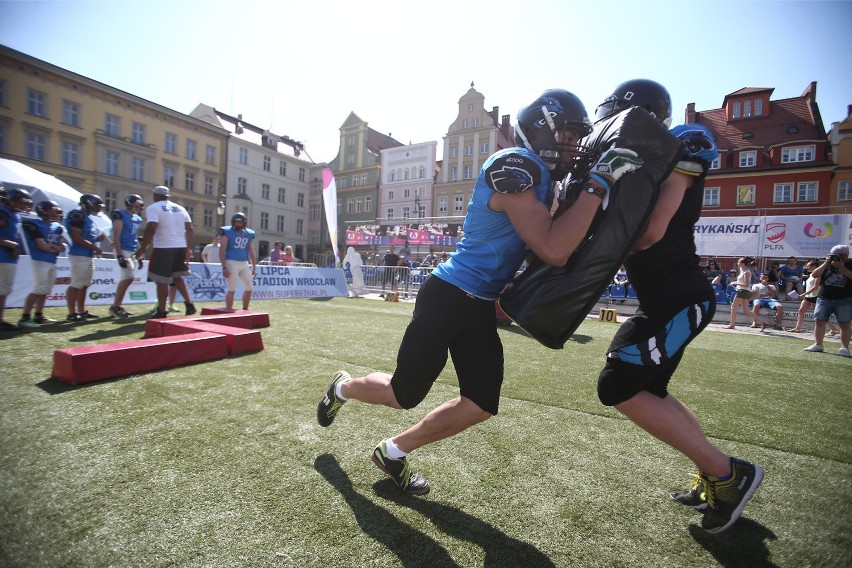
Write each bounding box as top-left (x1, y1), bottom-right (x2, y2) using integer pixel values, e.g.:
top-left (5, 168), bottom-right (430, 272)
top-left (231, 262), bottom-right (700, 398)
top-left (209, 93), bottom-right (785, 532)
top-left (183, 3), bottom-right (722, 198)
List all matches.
top-left (219, 212), bottom-right (256, 310)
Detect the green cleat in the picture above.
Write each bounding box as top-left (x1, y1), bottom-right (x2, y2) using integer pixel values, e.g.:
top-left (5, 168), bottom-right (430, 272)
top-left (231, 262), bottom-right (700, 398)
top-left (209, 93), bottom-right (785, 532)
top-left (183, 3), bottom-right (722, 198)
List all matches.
top-left (371, 441), bottom-right (430, 496)
top-left (317, 371), bottom-right (350, 427)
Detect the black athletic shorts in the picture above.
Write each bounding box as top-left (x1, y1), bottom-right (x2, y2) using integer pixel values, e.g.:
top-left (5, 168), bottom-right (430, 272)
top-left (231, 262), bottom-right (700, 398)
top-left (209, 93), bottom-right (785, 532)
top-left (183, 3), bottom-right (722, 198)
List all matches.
top-left (148, 248), bottom-right (190, 284)
top-left (391, 275), bottom-right (504, 415)
top-left (597, 290), bottom-right (715, 406)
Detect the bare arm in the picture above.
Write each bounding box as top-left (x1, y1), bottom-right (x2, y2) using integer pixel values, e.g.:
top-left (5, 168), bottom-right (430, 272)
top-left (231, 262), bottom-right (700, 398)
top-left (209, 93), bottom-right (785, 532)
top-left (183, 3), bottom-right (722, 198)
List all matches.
top-left (184, 222), bottom-right (194, 261)
top-left (135, 222), bottom-right (157, 258)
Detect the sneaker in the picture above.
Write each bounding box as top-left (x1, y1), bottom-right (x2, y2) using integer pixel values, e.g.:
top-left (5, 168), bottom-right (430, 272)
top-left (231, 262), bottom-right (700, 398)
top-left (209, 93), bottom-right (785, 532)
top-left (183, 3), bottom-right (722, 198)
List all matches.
top-left (108, 306), bottom-right (130, 319)
top-left (370, 441), bottom-right (431, 496)
top-left (184, 302), bottom-right (197, 316)
top-left (33, 315), bottom-right (57, 324)
top-left (168, 305), bottom-right (180, 313)
top-left (151, 311), bottom-right (169, 319)
top-left (0, 321), bottom-right (22, 332)
top-left (670, 474), bottom-right (708, 511)
top-left (80, 311), bottom-right (99, 319)
top-left (66, 313), bottom-right (84, 322)
top-left (700, 458), bottom-right (764, 534)
top-left (149, 305), bottom-right (158, 314)
top-left (803, 343), bottom-right (824, 352)
top-left (839, 347), bottom-right (851, 358)
top-left (18, 318), bottom-right (41, 329)
top-left (317, 371), bottom-right (351, 427)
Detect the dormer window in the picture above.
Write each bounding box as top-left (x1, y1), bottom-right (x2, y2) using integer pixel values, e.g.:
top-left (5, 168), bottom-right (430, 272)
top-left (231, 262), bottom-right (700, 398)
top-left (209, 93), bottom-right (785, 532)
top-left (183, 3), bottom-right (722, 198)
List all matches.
top-left (755, 99), bottom-right (763, 116)
top-left (732, 101), bottom-right (741, 119)
top-left (739, 150), bottom-right (756, 167)
top-left (781, 145), bottom-right (814, 164)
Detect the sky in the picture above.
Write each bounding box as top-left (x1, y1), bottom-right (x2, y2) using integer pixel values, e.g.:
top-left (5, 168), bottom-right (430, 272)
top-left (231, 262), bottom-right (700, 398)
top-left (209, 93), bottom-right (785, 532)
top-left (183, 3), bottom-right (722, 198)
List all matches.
top-left (1, 0), bottom-right (850, 165)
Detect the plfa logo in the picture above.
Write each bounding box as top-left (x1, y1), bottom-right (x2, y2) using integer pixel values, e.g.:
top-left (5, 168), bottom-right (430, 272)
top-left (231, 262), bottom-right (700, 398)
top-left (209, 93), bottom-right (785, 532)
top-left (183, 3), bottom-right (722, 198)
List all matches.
top-left (766, 223), bottom-right (785, 243)
top-left (803, 222), bottom-right (833, 239)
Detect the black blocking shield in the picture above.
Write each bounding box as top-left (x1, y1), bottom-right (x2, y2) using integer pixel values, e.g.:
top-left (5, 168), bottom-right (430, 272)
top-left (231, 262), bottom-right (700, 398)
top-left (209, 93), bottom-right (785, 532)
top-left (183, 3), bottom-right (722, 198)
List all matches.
top-left (497, 107), bottom-right (682, 349)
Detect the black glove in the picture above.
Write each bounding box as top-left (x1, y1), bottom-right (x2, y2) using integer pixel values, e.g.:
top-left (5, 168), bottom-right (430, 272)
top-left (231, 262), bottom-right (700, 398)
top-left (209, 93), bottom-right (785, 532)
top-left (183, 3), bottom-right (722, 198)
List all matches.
top-left (136, 258), bottom-right (144, 270)
top-left (117, 255), bottom-right (128, 268)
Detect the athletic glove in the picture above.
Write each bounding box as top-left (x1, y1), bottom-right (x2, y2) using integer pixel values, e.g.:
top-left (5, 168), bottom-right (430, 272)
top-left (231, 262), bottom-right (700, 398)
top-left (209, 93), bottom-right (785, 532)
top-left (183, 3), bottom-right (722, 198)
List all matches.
top-left (117, 255), bottom-right (128, 268)
top-left (136, 258), bottom-right (144, 270)
top-left (588, 148), bottom-right (644, 191)
top-left (670, 124), bottom-right (718, 164)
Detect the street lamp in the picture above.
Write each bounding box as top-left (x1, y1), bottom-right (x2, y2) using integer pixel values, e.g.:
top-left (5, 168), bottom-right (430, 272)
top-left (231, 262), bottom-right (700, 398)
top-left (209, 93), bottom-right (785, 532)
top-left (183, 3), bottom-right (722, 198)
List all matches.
top-left (216, 193), bottom-right (227, 228)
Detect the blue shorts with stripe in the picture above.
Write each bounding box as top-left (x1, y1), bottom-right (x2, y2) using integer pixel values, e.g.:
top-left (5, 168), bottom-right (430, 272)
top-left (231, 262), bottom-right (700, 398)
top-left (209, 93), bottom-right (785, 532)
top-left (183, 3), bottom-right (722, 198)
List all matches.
top-left (597, 291), bottom-right (715, 406)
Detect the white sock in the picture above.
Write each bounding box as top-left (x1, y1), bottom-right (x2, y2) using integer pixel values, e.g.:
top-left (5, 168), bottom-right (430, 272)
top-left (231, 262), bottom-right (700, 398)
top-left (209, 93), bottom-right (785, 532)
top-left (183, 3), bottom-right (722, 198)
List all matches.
top-left (334, 380), bottom-right (349, 402)
top-left (384, 438), bottom-right (407, 459)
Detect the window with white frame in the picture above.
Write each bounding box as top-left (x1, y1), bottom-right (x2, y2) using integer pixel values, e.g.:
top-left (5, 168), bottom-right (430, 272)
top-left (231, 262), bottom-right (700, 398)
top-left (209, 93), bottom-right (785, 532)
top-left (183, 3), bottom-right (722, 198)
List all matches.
top-left (739, 151), bottom-right (756, 167)
top-left (710, 155), bottom-right (721, 170)
top-left (454, 195), bottom-right (464, 212)
top-left (402, 206), bottom-right (410, 219)
top-left (449, 167), bottom-right (457, 181)
top-left (773, 183), bottom-right (793, 203)
top-left (736, 185), bottom-right (755, 205)
top-left (355, 197), bottom-right (363, 213)
top-left (62, 100), bottom-right (80, 127)
top-left (237, 177), bottom-right (247, 195)
top-left (106, 151), bottom-right (119, 176)
top-left (205, 145), bottom-right (215, 165)
top-left (703, 187), bottom-right (720, 207)
top-left (279, 161), bottom-right (286, 176)
top-left (132, 158), bottom-right (145, 181)
top-left (239, 147), bottom-right (248, 165)
top-left (165, 133), bottom-right (176, 154)
top-left (450, 147), bottom-right (457, 158)
top-left (261, 183), bottom-right (270, 200)
top-left (310, 204), bottom-right (320, 220)
top-left (277, 215), bottom-right (285, 232)
top-left (732, 101), bottom-right (741, 119)
top-left (278, 187), bottom-right (286, 203)
top-left (360, 173), bottom-right (367, 185)
top-left (26, 133), bottom-right (46, 160)
top-left (62, 142), bottom-right (78, 168)
top-left (347, 154), bottom-right (355, 165)
top-left (473, 118), bottom-right (479, 127)
top-left (403, 188), bottom-right (410, 199)
top-left (390, 171), bottom-right (396, 182)
top-left (104, 191), bottom-right (117, 213)
top-left (299, 168), bottom-right (306, 182)
top-left (419, 166), bottom-right (425, 178)
top-left (388, 190), bottom-right (394, 201)
top-left (797, 182), bottom-right (817, 202)
top-left (27, 89), bottom-right (46, 117)
top-left (105, 114), bottom-right (120, 137)
top-left (386, 208), bottom-right (394, 220)
top-left (204, 176), bottom-right (214, 195)
top-left (186, 139), bottom-right (196, 160)
top-left (839, 180), bottom-right (852, 201)
top-left (464, 165), bottom-right (473, 179)
top-left (480, 143), bottom-right (489, 154)
top-left (263, 155), bottom-right (271, 171)
top-left (164, 166), bottom-right (175, 187)
top-left (755, 99), bottom-right (763, 116)
top-left (260, 212), bottom-right (269, 229)
top-left (465, 145), bottom-right (472, 156)
top-left (462, 120), bottom-right (468, 129)
top-left (204, 209), bottom-right (212, 227)
top-left (185, 171), bottom-right (196, 191)
top-left (365, 195), bottom-right (372, 212)
top-left (467, 104), bottom-right (473, 112)
top-left (132, 122), bottom-right (145, 144)
top-left (296, 219), bottom-right (304, 235)
top-left (404, 170), bottom-right (409, 181)
top-left (744, 100), bottom-right (752, 117)
top-left (347, 198), bottom-right (355, 214)
top-left (781, 145), bottom-right (815, 164)
top-left (438, 196), bottom-right (448, 213)
top-left (298, 193), bottom-right (305, 207)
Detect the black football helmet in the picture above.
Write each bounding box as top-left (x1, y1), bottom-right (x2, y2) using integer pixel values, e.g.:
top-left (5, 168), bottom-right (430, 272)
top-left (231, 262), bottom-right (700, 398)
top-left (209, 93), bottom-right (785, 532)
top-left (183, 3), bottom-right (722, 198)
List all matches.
top-left (35, 200), bottom-right (61, 220)
top-left (80, 193), bottom-right (104, 214)
top-left (125, 194), bottom-right (144, 212)
top-left (594, 79), bottom-right (672, 126)
top-left (6, 187), bottom-right (33, 213)
top-left (231, 212), bottom-right (248, 227)
top-left (515, 89), bottom-right (593, 175)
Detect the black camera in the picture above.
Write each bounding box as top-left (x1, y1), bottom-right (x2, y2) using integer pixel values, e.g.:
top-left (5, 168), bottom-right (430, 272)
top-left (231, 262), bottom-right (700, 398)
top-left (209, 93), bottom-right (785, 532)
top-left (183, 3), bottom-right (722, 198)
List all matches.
top-left (829, 254), bottom-right (841, 262)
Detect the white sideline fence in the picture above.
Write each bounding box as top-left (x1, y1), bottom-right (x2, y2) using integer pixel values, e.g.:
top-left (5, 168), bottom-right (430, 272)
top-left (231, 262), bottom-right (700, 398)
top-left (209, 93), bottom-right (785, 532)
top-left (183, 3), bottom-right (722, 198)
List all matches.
top-left (344, 265), bottom-right (436, 298)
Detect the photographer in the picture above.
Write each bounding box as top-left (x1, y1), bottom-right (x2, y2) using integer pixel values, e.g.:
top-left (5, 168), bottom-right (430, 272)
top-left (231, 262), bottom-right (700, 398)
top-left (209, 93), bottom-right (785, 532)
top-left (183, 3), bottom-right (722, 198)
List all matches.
top-left (803, 245), bottom-right (852, 357)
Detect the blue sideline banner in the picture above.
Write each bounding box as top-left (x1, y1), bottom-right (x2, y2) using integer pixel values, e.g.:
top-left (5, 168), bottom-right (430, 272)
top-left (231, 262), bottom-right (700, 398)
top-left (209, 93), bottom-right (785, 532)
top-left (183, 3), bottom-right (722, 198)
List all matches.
top-left (5, 259), bottom-right (348, 308)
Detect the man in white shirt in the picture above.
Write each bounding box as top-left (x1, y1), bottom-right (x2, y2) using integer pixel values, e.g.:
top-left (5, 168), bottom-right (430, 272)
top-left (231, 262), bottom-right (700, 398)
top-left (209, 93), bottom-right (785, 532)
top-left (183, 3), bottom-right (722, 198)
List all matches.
top-left (135, 186), bottom-right (196, 318)
top-left (751, 273), bottom-right (783, 330)
top-left (201, 235), bottom-right (220, 263)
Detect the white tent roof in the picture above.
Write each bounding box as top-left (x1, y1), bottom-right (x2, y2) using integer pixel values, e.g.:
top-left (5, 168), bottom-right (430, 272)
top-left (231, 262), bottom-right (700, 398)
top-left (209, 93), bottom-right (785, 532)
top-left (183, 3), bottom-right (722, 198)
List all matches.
top-left (0, 158), bottom-right (84, 214)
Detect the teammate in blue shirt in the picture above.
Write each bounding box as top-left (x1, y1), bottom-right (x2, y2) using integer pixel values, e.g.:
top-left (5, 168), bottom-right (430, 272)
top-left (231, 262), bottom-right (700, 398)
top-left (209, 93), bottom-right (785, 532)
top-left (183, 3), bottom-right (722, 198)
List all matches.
top-left (316, 89), bottom-right (644, 495)
top-left (0, 187), bottom-right (33, 332)
top-left (218, 212), bottom-right (257, 310)
top-left (108, 194), bottom-right (144, 318)
top-left (19, 200), bottom-right (66, 328)
top-left (65, 193), bottom-right (106, 322)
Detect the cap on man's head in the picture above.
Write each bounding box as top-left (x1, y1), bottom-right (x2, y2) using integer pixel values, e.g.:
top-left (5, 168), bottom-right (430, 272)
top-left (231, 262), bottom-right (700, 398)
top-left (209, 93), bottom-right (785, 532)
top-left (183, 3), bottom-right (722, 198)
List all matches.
top-left (830, 244), bottom-right (849, 256)
top-left (152, 185), bottom-right (170, 196)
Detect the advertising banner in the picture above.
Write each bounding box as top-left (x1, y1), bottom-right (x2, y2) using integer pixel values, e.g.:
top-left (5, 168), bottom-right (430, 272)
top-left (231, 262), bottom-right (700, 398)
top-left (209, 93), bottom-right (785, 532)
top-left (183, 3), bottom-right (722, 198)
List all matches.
top-left (346, 222), bottom-right (464, 248)
top-left (6, 258), bottom-right (348, 308)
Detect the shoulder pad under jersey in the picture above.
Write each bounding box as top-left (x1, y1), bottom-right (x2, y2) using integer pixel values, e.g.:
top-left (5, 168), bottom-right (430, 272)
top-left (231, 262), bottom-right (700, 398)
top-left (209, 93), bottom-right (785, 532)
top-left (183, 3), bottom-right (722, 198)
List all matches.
top-left (485, 153), bottom-right (542, 194)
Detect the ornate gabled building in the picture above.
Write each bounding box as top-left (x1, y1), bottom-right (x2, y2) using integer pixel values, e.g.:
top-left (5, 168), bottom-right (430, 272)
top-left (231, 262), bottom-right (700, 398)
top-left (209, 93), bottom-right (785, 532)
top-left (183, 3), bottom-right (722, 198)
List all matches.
top-left (433, 83), bottom-right (513, 222)
top-left (828, 105), bottom-right (852, 212)
top-left (190, 104), bottom-right (314, 261)
top-left (323, 112), bottom-right (403, 259)
top-left (0, 45), bottom-right (229, 251)
top-left (688, 82), bottom-right (834, 216)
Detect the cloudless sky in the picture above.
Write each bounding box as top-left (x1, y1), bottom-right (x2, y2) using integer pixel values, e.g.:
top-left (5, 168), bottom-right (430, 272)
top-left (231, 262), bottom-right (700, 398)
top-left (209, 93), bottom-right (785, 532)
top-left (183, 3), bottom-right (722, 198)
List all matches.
top-left (1, 0), bottom-right (850, 164)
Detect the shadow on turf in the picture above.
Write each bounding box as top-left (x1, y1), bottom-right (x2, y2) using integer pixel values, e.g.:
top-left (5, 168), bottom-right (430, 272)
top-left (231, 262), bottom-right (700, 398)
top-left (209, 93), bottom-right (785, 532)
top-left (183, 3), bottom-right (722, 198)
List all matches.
top-left (498, 324), bottom-right (593, 345)
top-left (689, 518), bottom-right (779, 568)
top-left (314, 453), bottom-right (555, 567)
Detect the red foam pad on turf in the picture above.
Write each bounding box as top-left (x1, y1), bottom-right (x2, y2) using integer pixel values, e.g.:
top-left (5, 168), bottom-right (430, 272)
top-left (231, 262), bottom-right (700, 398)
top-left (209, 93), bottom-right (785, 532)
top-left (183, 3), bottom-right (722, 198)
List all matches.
top-left (144, 313), bottom-right (257, 337)
top-left (52, 332), bottom-right (229, 385)
top-left (157, 320), bottom-right (264, 355)
top-left (200, 307), bottom-right (270, 328)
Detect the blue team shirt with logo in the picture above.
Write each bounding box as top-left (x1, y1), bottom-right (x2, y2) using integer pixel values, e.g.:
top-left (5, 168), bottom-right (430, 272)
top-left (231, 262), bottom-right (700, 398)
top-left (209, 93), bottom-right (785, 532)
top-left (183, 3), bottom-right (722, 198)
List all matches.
top-left (218, 226), bottom-right (255, 262)
top-left (111, 209), bottom-right (143, 252)
top-left (65, 209), bottom-right (99, 257)
top-left (22, 218), bottom-right (64, 264)
top-left (0, 204), bottom-right (22, 264)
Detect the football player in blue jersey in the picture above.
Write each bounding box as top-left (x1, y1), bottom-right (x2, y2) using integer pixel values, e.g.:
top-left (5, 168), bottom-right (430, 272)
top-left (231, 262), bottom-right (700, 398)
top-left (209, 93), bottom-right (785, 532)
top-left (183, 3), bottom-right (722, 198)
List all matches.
top-left (19, 200), bottom-right (66, 328)
top-left (0, 186), bottom-right (34, 331)
top-left (316, 89), bottom-right (645, 495)
top-left (218, 212), bottom-right (257, 310)
top-left (108, 194), bottom-right (144, 318)
top-left (593, 79), bottom-right (763, 534)
top-left (64, 193), bottom-right (106, 322)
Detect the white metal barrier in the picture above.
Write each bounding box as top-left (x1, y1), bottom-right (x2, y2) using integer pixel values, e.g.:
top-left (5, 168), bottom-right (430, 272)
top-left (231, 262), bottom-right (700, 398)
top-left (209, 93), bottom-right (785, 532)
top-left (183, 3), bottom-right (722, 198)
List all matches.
top-left (344, 264), bottom-right (436, 298)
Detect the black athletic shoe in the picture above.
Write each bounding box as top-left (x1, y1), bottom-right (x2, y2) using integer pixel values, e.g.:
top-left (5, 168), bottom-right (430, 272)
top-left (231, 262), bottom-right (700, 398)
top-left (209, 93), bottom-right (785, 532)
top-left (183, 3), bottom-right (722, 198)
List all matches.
top-left (317, 371), bottom-right (350, 427)
top-left (66, 313), bottom-right (84, 322)
top-left (670, 474), bottom-right (708, 511)
top-left (701, 458), bottom-right (764, 534)
top-left (371, 441), bottom-right (430, 496)
top-left (152, 311), bottom-right (169, 319)
top-left (184, 302), bottom-right (197, 316)
top-left (80, 310), bottom-right (99, 319)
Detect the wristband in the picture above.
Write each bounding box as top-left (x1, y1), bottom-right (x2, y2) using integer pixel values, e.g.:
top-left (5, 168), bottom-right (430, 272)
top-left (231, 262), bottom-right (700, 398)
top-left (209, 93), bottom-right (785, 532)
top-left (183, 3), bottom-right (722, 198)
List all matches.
top-left (583, 182), bottom-right (607, 200)
top-left (588, 173), bottom-right (610, 191)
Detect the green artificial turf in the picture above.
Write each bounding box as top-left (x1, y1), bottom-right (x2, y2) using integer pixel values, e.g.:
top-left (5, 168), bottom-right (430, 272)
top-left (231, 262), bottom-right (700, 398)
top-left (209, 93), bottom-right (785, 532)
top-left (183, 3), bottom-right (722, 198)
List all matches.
top-left (0, 298), bottom-right (850, 567)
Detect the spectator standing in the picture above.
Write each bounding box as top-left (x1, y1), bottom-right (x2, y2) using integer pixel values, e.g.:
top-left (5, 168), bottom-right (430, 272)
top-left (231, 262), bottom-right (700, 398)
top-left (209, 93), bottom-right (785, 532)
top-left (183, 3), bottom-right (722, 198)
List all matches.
top-left (18, 200), bottom-right (65, 327)
top-left (422, 248), bottom-right (437, 267)
top-left (787, 259), bottom-right (839, 334)
top-left (219, 212), bottom-right (257, 311)
top-left (64, 193), bottom-right (106, 322)
top-left (281, 245), bottom-right (295, 265)
top-left (0, 188), bottom-right (34, 331)
top-left (727, 257), bottom-right (753, 329)
top-left (803, 245), bottom-right (852, 357)
top-left (135, 186), bottom-right (196, 318)
top-left (108, 194), bottom-right (144, 318)
top-left (268, 241), bottom-right (283, 265)
top-left (381, 245), bottom-right (401, 297)
top-left (200, 235), bottom-right (221, 263)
